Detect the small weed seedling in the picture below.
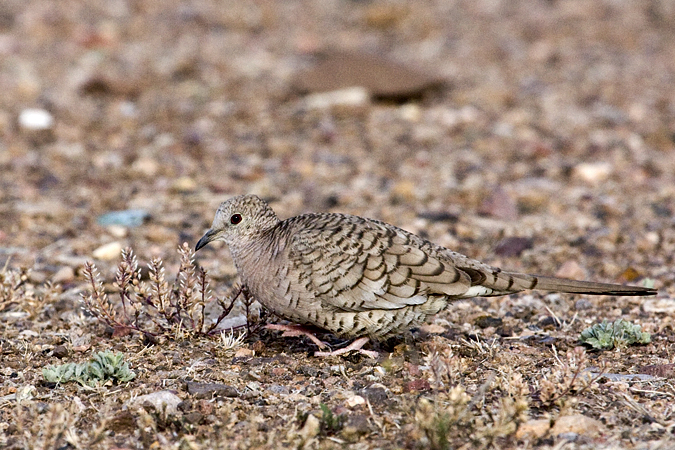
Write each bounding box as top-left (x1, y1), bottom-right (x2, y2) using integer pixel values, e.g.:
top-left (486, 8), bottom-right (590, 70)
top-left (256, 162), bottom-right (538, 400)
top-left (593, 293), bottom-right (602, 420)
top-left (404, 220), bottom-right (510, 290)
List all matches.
top-left (43, 350), bottom-right (135, 387)
top-left (579, 319), bottom-right (651, 350)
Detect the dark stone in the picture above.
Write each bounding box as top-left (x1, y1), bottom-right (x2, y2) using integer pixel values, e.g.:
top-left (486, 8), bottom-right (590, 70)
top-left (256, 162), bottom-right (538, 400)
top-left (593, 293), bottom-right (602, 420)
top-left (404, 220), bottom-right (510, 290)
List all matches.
top-left (478, 187), bottom-right (518, 221)
top-left (537, 316), bottom-right (559, 329)
top-left (640, 364), bottom-right (675, 378)
top-left (417, 211), bottom-right (459, 222)
top-left (177, 400), bottom-right (192, 412)
top-left (474, 315), bottom-right (503, 328)
top-left (494, 237), bottom-right (533, 257)
top-left (52, 345), bottom-right (68, 358)
top-left (361, 387), bottom-right (387, 404)
top-left (186, 381), bottom-right (239, 399)
top-left (109, 410), bottom-right (136, 434)
top-left (495, 326), bottom-right (515, 337)
top-left (574, 299), bottom-right (593, 310)
top-left (341, 414), bottom-right (370, 441)
top-left (582, 244), bottom-right (603, 257)
top-left (293, 50), bottom-right (444, 100)
top-left (183, 412), bottom-right (203, 425)
top-left (298, 366), bottom-right (319, 377)
top-left (537, 335), bottom-right (558, 345)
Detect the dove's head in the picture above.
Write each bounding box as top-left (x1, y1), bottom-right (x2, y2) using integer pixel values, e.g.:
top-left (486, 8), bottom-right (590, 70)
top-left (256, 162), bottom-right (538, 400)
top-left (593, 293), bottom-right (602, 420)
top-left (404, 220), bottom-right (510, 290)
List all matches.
top-left (195, 195), bottom-right (280, 251)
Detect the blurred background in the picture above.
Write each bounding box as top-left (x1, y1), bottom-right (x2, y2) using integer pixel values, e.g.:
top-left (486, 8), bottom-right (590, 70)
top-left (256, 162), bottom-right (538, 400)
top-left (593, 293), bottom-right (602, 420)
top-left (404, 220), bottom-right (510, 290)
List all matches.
top-left (1, 0), bottom-right (674, 290)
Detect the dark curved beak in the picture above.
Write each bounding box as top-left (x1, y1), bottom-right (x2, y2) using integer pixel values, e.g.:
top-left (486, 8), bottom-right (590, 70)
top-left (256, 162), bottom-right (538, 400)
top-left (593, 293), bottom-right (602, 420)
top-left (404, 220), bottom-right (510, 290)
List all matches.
top-left (195, 229), bottom-right (217, 251)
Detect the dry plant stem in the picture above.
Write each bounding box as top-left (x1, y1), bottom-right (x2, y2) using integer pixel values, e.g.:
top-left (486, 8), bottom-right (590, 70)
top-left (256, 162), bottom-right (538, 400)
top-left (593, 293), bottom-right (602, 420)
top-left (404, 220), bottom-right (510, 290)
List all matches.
top-left (82, 245), bottom-right (242, 340)
top-left (198, 267), bottom-right (208, 333)
top-left (116, 248), bottom-right (139, 319)
top-left (544, 347), bottom-right (604, 405)
top-left (205, 284), bottom-right (242, 336)
top-left (82, 263), bottom-right (121, 329)
top-left (242, 285), bottom-right (254, 335)
top-left (175, 244), bottom-right (197, 328)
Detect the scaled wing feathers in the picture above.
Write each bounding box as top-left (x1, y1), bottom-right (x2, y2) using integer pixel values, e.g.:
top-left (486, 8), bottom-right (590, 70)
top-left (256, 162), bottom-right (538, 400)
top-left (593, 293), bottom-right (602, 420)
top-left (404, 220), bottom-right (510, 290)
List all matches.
top-left (289, 214), bottom-right (472, 312)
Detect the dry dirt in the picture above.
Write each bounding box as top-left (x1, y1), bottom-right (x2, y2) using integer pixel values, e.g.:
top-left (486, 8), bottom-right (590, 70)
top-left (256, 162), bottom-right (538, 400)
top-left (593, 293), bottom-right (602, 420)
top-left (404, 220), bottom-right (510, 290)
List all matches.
top-left (1, 1), bottom-right (675, 449)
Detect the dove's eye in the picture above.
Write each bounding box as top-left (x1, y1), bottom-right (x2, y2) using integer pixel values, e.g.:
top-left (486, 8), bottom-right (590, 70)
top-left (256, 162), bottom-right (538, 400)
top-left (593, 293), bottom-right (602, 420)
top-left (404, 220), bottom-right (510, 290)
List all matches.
top-left (230, 214), bottom-right (242, 225)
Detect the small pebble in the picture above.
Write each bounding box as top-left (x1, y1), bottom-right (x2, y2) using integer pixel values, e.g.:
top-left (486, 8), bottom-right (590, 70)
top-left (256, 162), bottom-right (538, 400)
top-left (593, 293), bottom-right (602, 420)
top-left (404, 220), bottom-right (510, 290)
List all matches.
top-left (132, 156), bottom-right (160, 177)
top-left (494, 236), bottom-right (533, 257)
top-left (418, 323), bottom-right (446, 334)
top-left (234, 347), bottom-right (254, 358)
top-left (303, 87), bottom-right (369, 110)
top-left (399, 103), bottom-right (421, 122)
top-left (97, 209), bottom-right (149, 228)
top-left (129, 391), bottom-right (182, 416)
top-left (29, 271), bottom-right (47, 284)
top-left (516, 419), bottom-right (550, 439)
top-left (573, 162), bottom-right (612, 184)
top-left (555, 260), bottom-right (587, 280)
top-left (92, 241), bottom-right (124, 260)
top-left (52, 266), bottom-right (75, 283)
top-left (52, 345), bottom-right (68, 358)
top-left (478, 187), bottom-right (518, 221)
top-left (574, 299), bottom-right (593, 310)
top-left (186, 381), bottom-right (239, 398)
top-left (19, 330), bottom-right (39, 339)
top-left (551, 414), bottom-right (604, 438)
top-left (106, 225), bottom-right (128, 238)
top-left (18, 109), bottom-right (54, 130)
top-left (294, 50), bottom-right (442, 99)
top-left (299, 414), bottom-right (320, 441)
top-left (171, 176), bottom-right (197, 193)
top-left (345, 395), bottom-right (366, 408)
top-left (642, 299), bottom-right (675, 314)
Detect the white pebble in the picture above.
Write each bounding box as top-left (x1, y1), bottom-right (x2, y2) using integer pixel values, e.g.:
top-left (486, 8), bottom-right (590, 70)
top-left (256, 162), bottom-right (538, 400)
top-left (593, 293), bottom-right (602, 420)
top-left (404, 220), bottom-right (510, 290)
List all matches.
top-left (573, 162), bottom-right (612, 183)
top-left (92, 241), bottom-right (123, 260)
top-left (52, 266), bottom-right (75, 283)
top-left (129, 391), bottom-right (182, 416)
top-left (345, 395), bottom-right (366, 407)
top-left (642, 299), bottom-right (675, 314)
top-left (106, 225), bottom-right (128, 238)
top-left (19, 108), bottom-right (54, 130)
top-left (399, 103), bottom-right (421, 122)
top-left (304, 87), bottom-right (369, 110)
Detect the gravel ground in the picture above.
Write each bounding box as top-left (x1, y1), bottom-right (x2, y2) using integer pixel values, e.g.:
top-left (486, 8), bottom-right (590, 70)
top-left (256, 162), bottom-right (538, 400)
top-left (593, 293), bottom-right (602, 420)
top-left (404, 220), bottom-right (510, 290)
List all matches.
top-left (1, 1), bottom-right (675, 449)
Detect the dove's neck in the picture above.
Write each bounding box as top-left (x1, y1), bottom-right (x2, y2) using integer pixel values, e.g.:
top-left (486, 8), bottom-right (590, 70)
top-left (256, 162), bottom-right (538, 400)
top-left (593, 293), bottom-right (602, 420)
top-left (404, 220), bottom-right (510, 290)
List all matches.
top-left (229, 225), bottom-right (285, 279)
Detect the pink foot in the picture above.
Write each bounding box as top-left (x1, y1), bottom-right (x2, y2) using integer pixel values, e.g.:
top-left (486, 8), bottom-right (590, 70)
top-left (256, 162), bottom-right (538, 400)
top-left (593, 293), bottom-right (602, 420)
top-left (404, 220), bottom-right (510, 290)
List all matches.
top-left (265, 324), bottom-right (329, 349)
top-left (314, 337), bottom-right (378, 359)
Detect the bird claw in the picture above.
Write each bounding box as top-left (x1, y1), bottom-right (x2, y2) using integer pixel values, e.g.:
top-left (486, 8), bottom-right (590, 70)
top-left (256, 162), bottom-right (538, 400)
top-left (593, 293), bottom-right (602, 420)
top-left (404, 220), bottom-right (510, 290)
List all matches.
top-left (264, 324), bottom-right (329, 349)
top-left (314, 337), bottom-right (378, 359)
top-left (265, 325), bottom-right (378, 358)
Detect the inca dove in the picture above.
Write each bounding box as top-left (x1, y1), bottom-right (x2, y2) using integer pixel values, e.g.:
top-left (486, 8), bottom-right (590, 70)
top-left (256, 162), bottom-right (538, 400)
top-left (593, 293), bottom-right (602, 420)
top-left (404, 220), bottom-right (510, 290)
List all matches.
top-left (195, 195), bottom-right (656, 345)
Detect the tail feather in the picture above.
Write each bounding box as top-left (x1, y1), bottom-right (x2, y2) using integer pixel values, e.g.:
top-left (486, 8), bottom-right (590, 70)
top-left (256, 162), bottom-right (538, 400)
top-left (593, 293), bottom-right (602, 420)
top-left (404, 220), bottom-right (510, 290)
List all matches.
top-left (507, 272), bottom-right (657, 296)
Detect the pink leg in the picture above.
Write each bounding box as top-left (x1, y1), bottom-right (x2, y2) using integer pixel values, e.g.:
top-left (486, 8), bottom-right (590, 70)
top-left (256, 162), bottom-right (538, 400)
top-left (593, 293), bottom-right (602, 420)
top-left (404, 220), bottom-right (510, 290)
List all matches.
top-left (265, 324), bottom-right (329, 349)
top-left (314, 337), bottom-right (378, 359)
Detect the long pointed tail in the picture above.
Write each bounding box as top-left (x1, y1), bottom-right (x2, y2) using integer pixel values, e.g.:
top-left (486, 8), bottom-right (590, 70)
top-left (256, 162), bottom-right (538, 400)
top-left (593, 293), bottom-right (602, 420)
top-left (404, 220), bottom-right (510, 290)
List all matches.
top-left (507, 272), bottom-right (657, 296)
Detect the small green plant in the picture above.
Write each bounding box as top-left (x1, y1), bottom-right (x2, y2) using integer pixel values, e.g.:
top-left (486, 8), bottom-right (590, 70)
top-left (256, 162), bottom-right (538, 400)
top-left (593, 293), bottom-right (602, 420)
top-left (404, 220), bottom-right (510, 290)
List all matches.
top-left (319, 403), bottom-right (346, 435)
top-left (579, 319), bottom-right (651, 350)
top-left (43, 350), bottom-right (136, 387)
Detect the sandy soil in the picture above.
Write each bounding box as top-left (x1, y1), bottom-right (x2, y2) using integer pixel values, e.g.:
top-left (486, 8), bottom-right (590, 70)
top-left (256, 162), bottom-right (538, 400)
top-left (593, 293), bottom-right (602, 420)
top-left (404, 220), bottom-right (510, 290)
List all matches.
top-left (1, 1), bottom-right (675, 448)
